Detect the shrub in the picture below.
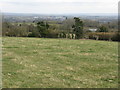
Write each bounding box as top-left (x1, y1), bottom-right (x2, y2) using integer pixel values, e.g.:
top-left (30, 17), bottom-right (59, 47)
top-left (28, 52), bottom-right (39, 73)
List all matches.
top-left (87, 32), bottom-right (119, 41)
top-left (46, 29), bottom-right (59, 38)
top-left (111, 32), bottom-right (120, 41)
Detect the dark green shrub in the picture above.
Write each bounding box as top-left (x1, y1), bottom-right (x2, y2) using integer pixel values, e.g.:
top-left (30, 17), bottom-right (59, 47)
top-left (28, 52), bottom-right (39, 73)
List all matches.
top-left (46, 29), bottom-right (59, 38)
top-left (111, 32), bottom-right (120, 41)
top-left (87, 32), bottom-right (119, 41)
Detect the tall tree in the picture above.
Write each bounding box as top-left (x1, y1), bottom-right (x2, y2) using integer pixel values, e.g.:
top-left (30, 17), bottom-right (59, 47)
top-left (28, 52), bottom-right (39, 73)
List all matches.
top-left (61, 18), bottom-right (75, 33)
top-left (72, 17), bottom-right (84, 39)
top-left (37, 21), bottom-right (49, 38)
top-left (97, 26), bottom-right (108, 32)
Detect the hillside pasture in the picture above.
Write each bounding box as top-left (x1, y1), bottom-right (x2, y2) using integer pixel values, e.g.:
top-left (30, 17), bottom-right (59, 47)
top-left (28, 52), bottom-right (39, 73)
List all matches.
top-left (2, 37), bottom-right (118, 88)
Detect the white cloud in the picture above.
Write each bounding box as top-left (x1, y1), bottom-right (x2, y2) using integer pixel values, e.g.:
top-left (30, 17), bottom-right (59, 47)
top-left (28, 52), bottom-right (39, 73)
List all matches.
top-left (0, 0), bottom-right (119, 3)
top-left (0, 0), bottom-right (118, 14)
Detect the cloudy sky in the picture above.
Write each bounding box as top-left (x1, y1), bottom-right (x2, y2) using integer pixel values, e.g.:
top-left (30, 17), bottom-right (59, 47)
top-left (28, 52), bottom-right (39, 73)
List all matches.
top-left (0, 0), bottom-right (119, 14)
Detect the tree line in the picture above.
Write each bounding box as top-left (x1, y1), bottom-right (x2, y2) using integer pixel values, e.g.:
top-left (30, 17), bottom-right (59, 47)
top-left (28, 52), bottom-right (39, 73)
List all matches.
top-left (2, 17), bottom-right (119, 41)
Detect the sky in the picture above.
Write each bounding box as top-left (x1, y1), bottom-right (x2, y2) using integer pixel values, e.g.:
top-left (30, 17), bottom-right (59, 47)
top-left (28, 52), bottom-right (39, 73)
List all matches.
top-left (0, 0), bottom-right (119, 14)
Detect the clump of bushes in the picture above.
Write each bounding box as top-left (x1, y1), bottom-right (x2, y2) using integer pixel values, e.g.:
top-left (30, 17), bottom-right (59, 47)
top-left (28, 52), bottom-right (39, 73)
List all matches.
top-left (87, 32), bottom-right (119, 41)
top-left (46, 29), bottom-right (59, 38)
top-left (111, 32), bottom-right (120, 41)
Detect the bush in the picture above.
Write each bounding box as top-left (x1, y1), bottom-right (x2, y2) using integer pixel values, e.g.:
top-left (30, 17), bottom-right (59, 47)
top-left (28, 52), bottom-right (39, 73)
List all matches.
top-left (28, 29), bottom-right (40, 37)
top-left (87, 32), bottom-right (119, 41)
top-left (46, 29), bottom-right (59, 38)
top-left (111, 32), bottom-right (120, 41)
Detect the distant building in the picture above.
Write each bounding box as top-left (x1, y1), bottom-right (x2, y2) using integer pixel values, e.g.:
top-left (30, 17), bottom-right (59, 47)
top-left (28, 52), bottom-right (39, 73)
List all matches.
top-left (34, 17), bottom-right (39, 19)
top-left (89, 29), bottom-right (97, 32)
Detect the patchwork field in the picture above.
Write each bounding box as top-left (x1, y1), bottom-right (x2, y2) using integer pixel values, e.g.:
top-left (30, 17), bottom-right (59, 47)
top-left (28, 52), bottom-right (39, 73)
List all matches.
top-left (2, 37), bottom-right (118, 88)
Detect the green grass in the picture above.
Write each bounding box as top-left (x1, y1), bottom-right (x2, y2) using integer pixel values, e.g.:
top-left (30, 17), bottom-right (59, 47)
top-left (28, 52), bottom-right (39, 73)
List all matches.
top-left (2, 37), bottom-right (118, 88)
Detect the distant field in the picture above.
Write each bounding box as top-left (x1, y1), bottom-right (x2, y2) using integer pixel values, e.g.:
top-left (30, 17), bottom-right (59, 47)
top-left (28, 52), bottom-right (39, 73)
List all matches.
top-left (2, 37), bottom-right (118, 88)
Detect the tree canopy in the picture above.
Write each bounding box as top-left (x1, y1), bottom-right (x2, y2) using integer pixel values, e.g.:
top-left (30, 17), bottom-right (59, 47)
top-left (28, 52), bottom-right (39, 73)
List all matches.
top-left (72, 17), bottom-right (84, 39)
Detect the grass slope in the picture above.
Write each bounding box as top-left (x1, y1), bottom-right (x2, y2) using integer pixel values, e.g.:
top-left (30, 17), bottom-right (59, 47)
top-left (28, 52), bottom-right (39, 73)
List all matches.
top-left (2, 37), bottom-right (118, 88)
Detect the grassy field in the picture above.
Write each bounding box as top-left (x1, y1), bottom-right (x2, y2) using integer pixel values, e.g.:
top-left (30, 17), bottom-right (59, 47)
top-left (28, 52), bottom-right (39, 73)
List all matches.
top-left (2, 37), bottom-right (118, 88)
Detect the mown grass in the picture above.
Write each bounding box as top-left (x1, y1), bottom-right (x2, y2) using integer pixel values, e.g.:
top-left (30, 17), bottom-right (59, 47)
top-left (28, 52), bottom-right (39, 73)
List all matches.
top-left (2, 37), bottom-right (118, 88)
